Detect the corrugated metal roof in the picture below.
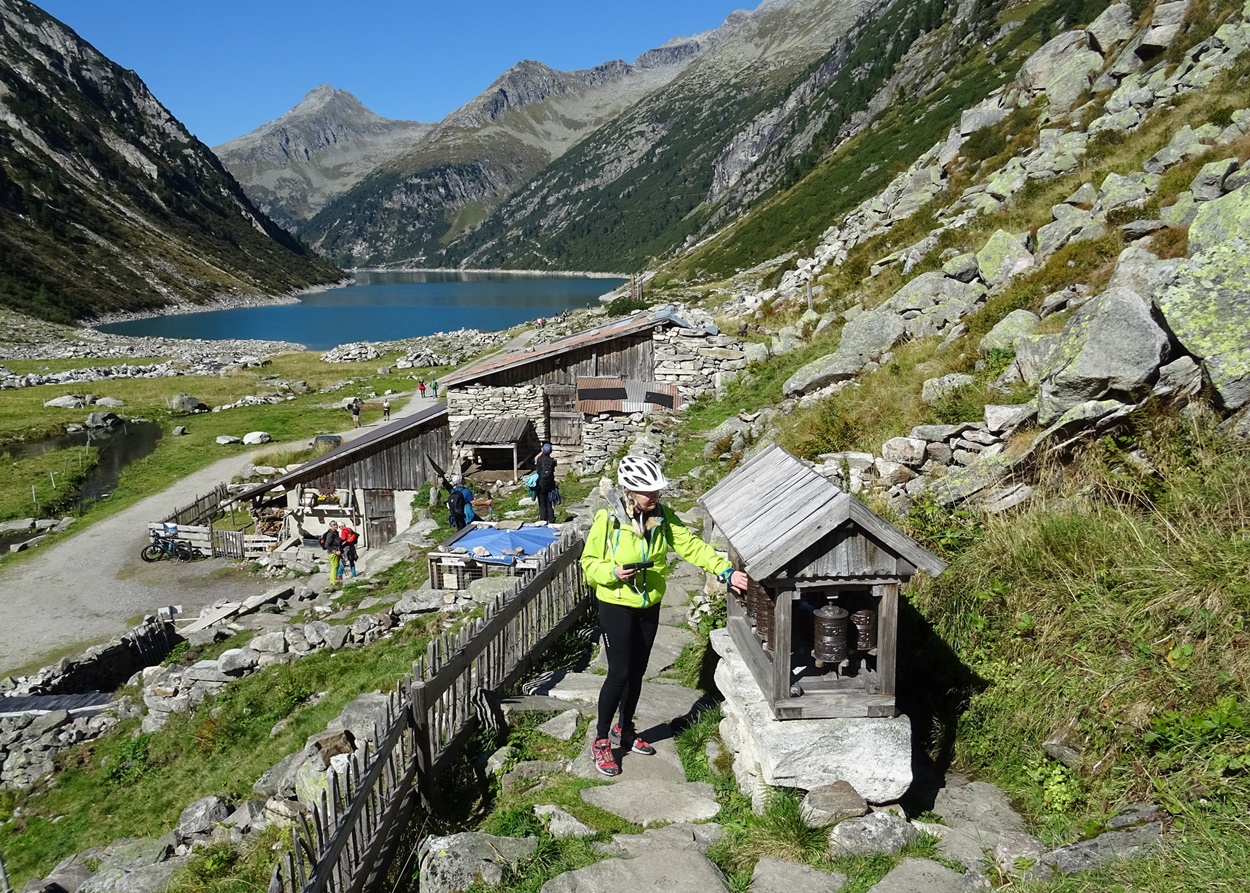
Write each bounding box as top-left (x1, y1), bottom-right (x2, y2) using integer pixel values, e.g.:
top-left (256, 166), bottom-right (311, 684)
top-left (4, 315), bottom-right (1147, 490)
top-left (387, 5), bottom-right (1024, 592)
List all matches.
top-left (441, 309), bottom-right (701, 387)
top-left (454, 416), bottom-right (533, 445)
top-left (700, 444), bottom-right (946, 580)
top-left (576, 377), bottom-right (682, 415)
top-left (233, 402), bottom-right (448, 502)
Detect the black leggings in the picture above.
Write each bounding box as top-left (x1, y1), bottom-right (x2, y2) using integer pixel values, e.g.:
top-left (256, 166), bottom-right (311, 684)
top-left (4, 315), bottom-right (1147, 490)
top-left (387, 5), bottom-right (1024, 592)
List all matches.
top-left (596, 600), bottom-right (661, 740)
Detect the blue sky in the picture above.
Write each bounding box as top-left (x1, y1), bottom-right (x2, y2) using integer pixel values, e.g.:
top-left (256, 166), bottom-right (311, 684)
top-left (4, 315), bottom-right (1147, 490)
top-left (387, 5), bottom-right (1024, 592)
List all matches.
top-left (35, 0), bottom-right (756, 147)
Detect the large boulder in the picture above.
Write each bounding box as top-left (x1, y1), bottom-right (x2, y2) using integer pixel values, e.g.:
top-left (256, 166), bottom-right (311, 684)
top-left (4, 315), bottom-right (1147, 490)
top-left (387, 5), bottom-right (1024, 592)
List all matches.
top-left (975, 231), bottom-right (1034, 287)
top-left (170, 393), bottom-right (206, 413)
top-left (44, 395), bottom-right (85, 409)
top-left (1087, 2), bottom-right (1135, 53)
top-left (885, 272), bottom-right (987, 339)
top-left (1154, 194), bottom-right (1250, 409)
top-left (419, 832), bottom-right (538, 893)
top-left (1037, 288), bottom-right (1170, 425)
top-left (979, 310), bottom-right (1039, 354)
top-left (242, 431), bottom-right (272, 445)
top-left (783, 309), bottom-right (905, 396)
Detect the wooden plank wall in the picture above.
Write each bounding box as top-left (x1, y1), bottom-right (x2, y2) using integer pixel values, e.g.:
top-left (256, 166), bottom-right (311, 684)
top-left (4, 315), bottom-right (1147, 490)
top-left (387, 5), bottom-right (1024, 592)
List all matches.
top-left (269, 532), bottom-right (589, 893)
top-left (305, 424), bottom-right (451, 493)
top-left (476, 336), bottom-right (654, 388)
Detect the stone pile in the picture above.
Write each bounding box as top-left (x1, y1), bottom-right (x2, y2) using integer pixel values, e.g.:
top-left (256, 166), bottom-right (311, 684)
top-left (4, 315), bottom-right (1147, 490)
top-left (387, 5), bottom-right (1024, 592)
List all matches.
top-left (321, 328), bottom-right (513, 365)
top-left (1, 618), bottom-right (176, 790)
top-left (140, 578), bottom-right (495, 732)
top-left (2, 354), bottom-right (277, 390)
top-left (20, 690), bottom-right (393, 893)
top-left (0, 708), bottom-right (128, 789)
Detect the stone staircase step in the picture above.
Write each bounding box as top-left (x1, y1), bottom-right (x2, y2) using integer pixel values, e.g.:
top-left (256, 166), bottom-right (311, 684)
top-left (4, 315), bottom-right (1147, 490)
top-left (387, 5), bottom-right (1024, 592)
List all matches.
top-left (580, 777), bottom-right (720, 827)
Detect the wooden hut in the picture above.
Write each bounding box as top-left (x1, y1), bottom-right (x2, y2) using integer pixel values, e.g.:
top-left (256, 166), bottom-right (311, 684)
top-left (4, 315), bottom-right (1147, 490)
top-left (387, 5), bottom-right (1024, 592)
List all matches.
top-left (438, 308), bottom-right (736, 471)
top-left (234, 404), bottom-right (449, 548)
top-left (700, 444), bottom-right (946, 720)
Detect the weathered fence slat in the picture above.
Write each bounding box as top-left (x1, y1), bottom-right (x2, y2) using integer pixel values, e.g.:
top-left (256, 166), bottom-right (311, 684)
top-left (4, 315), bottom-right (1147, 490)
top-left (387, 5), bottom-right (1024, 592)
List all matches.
top-left (273, 532), bottom-right (587, 893)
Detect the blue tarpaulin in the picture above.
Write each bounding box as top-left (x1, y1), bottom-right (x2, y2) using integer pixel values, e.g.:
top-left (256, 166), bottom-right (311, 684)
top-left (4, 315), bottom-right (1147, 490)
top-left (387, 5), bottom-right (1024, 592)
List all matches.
top-left (454, 524), bottom-right (561, 566)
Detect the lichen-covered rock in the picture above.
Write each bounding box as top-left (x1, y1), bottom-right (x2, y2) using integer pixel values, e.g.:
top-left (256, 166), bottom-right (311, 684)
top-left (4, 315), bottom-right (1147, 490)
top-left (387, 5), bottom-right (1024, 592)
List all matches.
top-left (783, 311), bottom-right (904, 396)
top-left (828, 812), bottom-right (919, 857)
top-left (975, 231), bottom-right (1034, 286)
top-left (1037, 288), bottom-right (1170, 425)
top-left (922, 373), bottom-right (978, 406)
top-left (1191, 158), bottom-right (1240, 202)
top-left (1087, 2), bottom-right (1135, 53)
top-left (1155, 235), bottom-right (1250, 410)
top-left (979, 310), bottom-right (1040, 354)
top-left (419, 832), bottom-right (538, 893)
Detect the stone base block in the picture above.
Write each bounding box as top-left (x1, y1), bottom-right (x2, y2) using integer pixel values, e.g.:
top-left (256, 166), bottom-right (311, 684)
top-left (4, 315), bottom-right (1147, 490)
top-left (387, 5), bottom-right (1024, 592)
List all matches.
top-left (710, 629), bottom-right (912, 806)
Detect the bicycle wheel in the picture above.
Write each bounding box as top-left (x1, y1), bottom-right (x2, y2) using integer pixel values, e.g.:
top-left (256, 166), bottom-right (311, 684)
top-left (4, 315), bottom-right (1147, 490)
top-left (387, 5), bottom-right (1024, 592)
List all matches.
top-left (141, 544), bottom-right (165, 562)
top-left (173, 541), bottom-right (194, 562)
top-left (191, 547), bottom-right (206, 560)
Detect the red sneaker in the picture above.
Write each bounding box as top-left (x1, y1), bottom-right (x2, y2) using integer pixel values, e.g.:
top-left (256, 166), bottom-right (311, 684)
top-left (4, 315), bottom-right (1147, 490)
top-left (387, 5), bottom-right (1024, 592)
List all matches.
top-left (592, 738), bottom-right (620, 776)
top-left (610, 722), bottom-right (656, 755)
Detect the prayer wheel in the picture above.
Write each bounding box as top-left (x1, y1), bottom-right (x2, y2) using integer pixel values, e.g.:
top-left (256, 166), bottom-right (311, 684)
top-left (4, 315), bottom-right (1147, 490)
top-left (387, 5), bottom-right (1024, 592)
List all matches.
top-left (746, 582), bottom-right (774, 650)
top-left (850, 608), bottom-right (878, 651)
top-left (812, 605), bottom-right (849, 663)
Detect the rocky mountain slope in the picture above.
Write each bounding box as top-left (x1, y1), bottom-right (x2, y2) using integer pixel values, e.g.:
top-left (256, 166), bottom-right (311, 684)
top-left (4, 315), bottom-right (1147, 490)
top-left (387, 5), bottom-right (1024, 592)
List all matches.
top-left (436, 0), bottom-right (890, 270)
top-left (295, 52), bottom-right (701, 268)
top-left (0, 0), bottom-right (342, 323)
top-left (213, 85), bottom-right (433, 232)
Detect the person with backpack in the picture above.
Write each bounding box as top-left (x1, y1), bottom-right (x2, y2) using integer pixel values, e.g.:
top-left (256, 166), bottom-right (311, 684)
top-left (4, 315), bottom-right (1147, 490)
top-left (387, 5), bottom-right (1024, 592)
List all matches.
top-left (446, 475), bottom-right (475, 530)
top-left (319, 521), bottom-right (343, 589)
top-left (580, 455), bottom-right (749, 777)
top-left (534, 442), bottom-right (558, 523)
top-left (339, 523), bottom-right (359, 578)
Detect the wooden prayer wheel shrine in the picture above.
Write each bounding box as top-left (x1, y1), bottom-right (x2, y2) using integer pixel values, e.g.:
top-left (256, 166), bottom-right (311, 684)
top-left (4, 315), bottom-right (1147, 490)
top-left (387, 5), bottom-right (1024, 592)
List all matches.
top-left (700, 445), bottom-right (947, 720)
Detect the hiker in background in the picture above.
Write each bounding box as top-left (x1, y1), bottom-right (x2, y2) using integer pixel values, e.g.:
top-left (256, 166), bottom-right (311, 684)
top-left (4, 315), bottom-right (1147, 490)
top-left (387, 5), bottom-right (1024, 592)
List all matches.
top-left (446, 475), bottom-right (475, 530)
top-left (580, 455), bottom-right (749, 777)
top-left (418, 379), bottom-right (427, 399)
top-left (350, 399), bottom-right (361, 428)
top-left (338, 522), bottom-right (359, 578)
top-left (382, 397), bottom-right (391, 421)
top-left (431, 380), bottom-right (439, 399)
top-left (534, 441), bottom-right (558, 523)
top-left (319, 521), bottom-right (343, 589)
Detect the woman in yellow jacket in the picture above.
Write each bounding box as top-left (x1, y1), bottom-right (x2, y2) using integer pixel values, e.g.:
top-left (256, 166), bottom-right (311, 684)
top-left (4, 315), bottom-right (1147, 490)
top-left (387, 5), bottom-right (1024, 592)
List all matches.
top-left (581, 455), bottom-right (749, 777)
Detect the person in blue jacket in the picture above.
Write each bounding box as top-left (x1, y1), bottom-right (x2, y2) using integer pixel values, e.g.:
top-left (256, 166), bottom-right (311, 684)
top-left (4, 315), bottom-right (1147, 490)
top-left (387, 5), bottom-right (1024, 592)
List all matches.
top-left (580, 454), bottom-right (748, 777)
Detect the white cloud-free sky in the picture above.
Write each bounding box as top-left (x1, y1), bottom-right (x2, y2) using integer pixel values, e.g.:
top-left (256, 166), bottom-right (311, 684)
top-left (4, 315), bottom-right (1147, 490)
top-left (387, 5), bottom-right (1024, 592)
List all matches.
top-left (34, 0), bottom-right (757, 147)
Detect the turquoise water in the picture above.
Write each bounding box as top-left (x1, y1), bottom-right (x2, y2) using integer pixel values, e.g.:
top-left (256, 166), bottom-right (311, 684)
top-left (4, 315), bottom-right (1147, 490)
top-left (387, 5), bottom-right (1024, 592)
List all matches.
top-left (97, 271), bottom-right (626, 350)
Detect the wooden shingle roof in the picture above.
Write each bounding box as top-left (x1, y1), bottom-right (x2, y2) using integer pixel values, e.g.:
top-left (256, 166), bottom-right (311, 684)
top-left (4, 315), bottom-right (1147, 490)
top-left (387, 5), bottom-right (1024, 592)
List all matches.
top-left (700, 444), bottom-right (946, 580)
top-left (453, 416), bottom-right (533, 445)
top-left (440, 308), bottom-right (704, 387)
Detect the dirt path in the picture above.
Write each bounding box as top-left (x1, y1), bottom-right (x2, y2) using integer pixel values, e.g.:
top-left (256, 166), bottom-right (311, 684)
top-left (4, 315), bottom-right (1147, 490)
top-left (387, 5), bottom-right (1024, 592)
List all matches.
top-left (0, 389), bottom-right (445, 677)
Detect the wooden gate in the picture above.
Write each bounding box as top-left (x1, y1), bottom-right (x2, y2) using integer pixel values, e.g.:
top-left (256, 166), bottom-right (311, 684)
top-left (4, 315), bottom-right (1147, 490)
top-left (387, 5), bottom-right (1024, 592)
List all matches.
top-left (363, 490), bottom-right (396, 547)
top-left (545, 385), bottom-right (581, 446)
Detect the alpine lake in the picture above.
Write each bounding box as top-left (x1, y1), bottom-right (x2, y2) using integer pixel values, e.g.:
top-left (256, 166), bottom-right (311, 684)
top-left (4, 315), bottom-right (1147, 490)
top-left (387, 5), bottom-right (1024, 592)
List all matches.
top-left (96, 271), bottom-right (627, 350)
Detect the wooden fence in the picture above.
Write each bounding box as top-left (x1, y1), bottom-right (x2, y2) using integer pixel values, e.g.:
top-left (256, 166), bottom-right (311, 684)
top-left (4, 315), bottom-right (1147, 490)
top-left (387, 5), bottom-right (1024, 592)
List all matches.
top-left (147, 523), bottom-right (277, 560)
top-left (160, 483), bottom-right (230, 527)
top-left (270, 530), bottom-right (589, 893)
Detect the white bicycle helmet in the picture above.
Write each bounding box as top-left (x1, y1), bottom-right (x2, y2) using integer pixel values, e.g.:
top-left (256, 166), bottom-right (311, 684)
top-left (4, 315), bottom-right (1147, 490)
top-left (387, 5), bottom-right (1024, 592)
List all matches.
top-left (618, 455), bottom-right (668, 491)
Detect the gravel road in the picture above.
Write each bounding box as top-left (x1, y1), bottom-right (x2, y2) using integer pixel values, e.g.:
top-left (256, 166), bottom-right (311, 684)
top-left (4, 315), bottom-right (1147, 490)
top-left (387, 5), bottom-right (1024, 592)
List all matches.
top-left (0, 391), bottom-right (441, 677)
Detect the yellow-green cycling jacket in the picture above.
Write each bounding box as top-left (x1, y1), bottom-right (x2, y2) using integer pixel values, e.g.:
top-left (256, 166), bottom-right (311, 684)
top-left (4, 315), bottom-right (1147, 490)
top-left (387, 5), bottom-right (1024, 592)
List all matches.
top-left (581, 505), bottom-right (733, 608)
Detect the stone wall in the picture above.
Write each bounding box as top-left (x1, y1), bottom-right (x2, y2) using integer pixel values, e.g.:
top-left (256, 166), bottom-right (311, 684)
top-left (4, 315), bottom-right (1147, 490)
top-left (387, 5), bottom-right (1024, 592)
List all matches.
top-left (447, 384), bottom-right (547, 469)
top-left (653, 327), bottom-right (748, 400)
top-left (5, 617), bottom-right (178, 697)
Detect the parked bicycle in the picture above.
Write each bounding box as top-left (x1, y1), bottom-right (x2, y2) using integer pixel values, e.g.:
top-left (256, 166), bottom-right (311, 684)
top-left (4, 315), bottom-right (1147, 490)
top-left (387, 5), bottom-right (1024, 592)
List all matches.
top-left (141, 532), bottom-right (204, 563)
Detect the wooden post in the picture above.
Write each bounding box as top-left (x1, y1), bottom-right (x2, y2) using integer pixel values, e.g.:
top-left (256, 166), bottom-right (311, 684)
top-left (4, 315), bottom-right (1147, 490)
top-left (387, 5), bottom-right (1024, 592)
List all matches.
top-left (409, 680), bottom-right (434, 811)
top-left (876, 583), bottom-right (899, 698)
top-left (772, 590), bottom-right (794, 706)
